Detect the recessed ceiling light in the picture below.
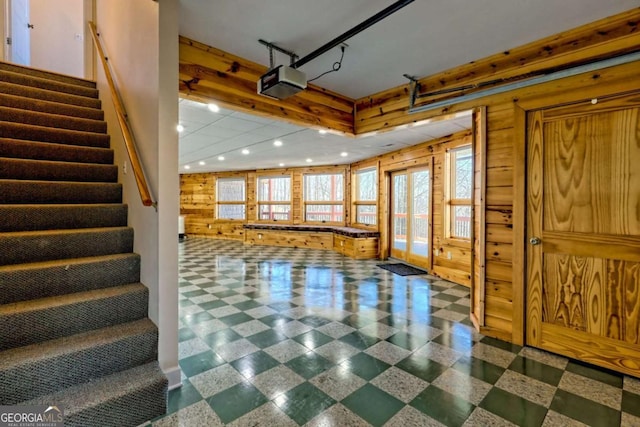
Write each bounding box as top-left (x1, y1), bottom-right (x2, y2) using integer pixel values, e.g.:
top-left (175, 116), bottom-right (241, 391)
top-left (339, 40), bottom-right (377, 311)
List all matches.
top-left (279, 163), bottom-right (285, 167)
top-left (217, 156), bottom-right (225, 161)
top-left (340, 152), bottom-right (348, 157)
top-left (208, 103), bottom-right (220, 112)
top-left (176, 124), bottom-right (184, 132)
top-left (184, 165), bottom-right (190, 170)
top-left (318, 130), bottom-right (327, 134)
top-left (273, 140), bottom-right (283, 147)
top-left (199, 161), bottom-right (205, 166)
top-left (242, 148), bottom-right (250, 155)
top-left (306, 158), bottom-right (313, 163)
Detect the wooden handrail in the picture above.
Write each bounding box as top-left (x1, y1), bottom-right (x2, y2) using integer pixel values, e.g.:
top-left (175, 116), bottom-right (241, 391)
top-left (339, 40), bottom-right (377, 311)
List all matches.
top-left (88, 21), bottom-right (155, 208)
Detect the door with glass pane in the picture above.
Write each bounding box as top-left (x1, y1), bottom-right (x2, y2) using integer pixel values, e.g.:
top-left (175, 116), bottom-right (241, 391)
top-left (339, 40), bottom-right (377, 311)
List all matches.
top-left (390, 164), bottom-right (433, 268)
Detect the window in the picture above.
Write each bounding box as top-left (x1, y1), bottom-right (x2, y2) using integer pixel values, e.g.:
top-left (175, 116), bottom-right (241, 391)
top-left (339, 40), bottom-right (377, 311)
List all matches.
top-left (447, 145), bottom-right (472, 239)
top-left (303, 173), bottom-right (344, 223)
top-left (353, 167), bottom-right (377, 226)
top-left (257, 175), bottom-right (291, 221)
top-left (216, 178), bottom-right (246, 220)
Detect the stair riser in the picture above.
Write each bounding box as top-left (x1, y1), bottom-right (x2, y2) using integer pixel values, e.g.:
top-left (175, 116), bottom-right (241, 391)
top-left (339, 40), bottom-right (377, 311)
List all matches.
top-left (0, 158), bottom-right (118, 183)
top-left (0, 138), bottom-right (113, 164)
top-left (1, 331), bottom-right (157, 404)
top-left (0, 181), bottom-right (122, 204)
top-left (0, 71), bottom-right (98, 99)
top-left (0, 62), bottom-right (97, 88)
top-left (0, 227), bottom-right (133, 265)
top-left (0, 286), bottom-right (148, 351)
top-left (0, 204), bottom-right (128, 233)
top-left (0, 108), bottom-right (107, 133)
top-left (0, 255), bottom-right (140, 304)
top-left (0, 94), bottom-right (104, 121)
top-left (0, 81), bottom-right (101, 109)
top-left (0, 254), bottom-right (140, 304)
top-left (0, 122), bottom-right (110, 148)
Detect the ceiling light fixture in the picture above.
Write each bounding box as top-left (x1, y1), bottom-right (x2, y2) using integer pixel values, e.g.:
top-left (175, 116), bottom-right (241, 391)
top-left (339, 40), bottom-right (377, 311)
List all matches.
top-left (340, 152), bottom-right (348, 157)
top-left (273, 140), bottom-right (283, 147)
top-left (241, 148), bottom-right (250, 155)
top-left (279, 163), bottom-right (285, 167)
top-left (306, 158), bottom-right (313, 163)
top-left (176, 124), bottom-right (184, 132)
top-left (184, 165), bottom-right (190, 170)
top-left (218, 156), bottom-right (225, 161)
top-left (208, 103), bottom-right (220, 112)
top-left (318, 130), bottom-right (327, 135)
top-left (199, 161), bottom-right (206, 166)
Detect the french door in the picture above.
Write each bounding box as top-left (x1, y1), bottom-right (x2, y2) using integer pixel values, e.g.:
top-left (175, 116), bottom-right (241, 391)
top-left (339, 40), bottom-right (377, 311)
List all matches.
top-left (390, 164), bottom-right (433, 268)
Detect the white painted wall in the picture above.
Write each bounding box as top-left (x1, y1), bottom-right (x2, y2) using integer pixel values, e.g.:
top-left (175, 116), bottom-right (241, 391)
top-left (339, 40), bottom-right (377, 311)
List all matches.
top-left (95, 0), bottom-right (180, 388)
top-left (30, 0), bottom-right (85, 77)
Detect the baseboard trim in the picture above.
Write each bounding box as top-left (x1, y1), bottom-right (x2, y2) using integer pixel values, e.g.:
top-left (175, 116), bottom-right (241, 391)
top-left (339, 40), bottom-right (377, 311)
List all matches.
top-left (163, 365), bottom-right (182, 390)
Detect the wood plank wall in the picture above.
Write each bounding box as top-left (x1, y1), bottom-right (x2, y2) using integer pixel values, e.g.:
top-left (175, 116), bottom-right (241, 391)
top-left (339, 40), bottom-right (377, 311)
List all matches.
top-left (179, 36), bottom-right (355, 134)
top-left (180, 131), bottom-right (473, 286)
top-left (179, 8), bottom-right (640, 345)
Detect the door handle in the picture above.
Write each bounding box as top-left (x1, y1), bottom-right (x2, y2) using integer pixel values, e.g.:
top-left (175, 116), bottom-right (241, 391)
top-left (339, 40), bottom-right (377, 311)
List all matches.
top-left (27, 24), bottom-right (34, 29)
top-left (529, 237), bottom-right (541, 245)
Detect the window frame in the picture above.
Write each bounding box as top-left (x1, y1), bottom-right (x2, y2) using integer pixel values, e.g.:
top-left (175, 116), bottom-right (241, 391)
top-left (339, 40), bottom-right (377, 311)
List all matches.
top-left (302, 172), bottom-right (345, 225)
top-left (215, 176), bottom-right (247, 221)
top-left (445, 144), bottom-right (473, 241)
top-left (256, 174), bottom-right (293, 222)
top-left (352, 166), bottom-right (378, 228)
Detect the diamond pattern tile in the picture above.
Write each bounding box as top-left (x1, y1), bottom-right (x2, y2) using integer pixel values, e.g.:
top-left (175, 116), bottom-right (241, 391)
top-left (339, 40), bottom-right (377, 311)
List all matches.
top-left (150, 238), bottom-right (638, 426)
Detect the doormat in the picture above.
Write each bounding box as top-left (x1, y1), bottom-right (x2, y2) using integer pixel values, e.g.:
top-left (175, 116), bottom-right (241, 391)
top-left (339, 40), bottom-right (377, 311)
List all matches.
top-left (377, 263), bottom-right (427, 276)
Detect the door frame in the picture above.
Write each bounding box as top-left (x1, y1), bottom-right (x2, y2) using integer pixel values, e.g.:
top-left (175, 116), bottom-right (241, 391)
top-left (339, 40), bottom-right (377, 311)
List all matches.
top-left (388, 163), bottom-right (434, 269)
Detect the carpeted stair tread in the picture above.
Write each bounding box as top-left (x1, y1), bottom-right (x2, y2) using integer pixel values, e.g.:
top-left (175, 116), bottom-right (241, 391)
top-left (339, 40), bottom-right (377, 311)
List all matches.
top-left (0, 203), bottom-right (128, 232)
top-left (0, 253), bottom-right (140, 304)
top-left (0, 61), bottom-right (97, 88)
top-left (0, 226), bottom-right (133, 265)
top-left (0, 69), bottom-right (98, 98)
top-left (20, 361), bottom-right (167, 427)
top-left (0, 179), bottom-right (122, 204)
top-left (0, 93), bottom-right (104, 120)
top-left (0, 106), bottom-right (107, 133)
top-left (0, 157), bottom-right (117, 182)
top-left (0, 283), bottom-right (149, 351)
top-left (0, 121), bottom-right (110, 147)
top-left (0, 137), bottom-right (113, 164)
top-left (0, 319), bottom-right (157, 404)
top-left (0, 81), bottom-right (101, 109)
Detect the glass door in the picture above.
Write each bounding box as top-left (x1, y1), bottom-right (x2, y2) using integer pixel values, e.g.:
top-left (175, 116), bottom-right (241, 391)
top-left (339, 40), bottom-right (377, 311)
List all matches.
top-left (390, 165), bottom-right (432, 268)
top-left (390, 172), bottom-right (407, 259)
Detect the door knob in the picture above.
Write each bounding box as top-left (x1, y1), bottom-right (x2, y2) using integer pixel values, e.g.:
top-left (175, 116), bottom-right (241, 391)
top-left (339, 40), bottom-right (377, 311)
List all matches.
top-left (529, 237), bottom-right (541, 245)
top-left (27, 24), bottom-right (34, 29)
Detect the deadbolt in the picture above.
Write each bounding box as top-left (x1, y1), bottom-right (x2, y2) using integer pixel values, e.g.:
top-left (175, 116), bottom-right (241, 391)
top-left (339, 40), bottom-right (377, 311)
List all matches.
top-left (529, 237), bottom-right (541, 245)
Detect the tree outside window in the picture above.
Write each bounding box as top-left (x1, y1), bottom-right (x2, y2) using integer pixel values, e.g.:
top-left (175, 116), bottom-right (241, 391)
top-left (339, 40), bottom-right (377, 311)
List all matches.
top-left (447, 146), bottom-right (472, 239)
top-left (257, 175), bottom-right (291, 221)
top-left (304, 173), bottom-right (344, 223)
top-left (353, 167), bottom-right (377, 226)
top-left (216, 178), bottom-right (246, 220)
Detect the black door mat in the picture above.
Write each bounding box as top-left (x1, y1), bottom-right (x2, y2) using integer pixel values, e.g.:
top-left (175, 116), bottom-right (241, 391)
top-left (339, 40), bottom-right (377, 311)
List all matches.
top-left (377, 263), bottom-right (428, 276)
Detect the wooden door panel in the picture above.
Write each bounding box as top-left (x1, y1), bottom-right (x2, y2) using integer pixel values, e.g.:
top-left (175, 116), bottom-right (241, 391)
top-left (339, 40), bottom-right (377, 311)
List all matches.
top-left (542, 109), bottom-right (640, 235)
top-left (527, 94), bottom-right (640, 376)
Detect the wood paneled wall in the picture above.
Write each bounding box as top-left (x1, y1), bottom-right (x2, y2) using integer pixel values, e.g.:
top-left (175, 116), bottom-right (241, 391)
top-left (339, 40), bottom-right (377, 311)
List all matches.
top-left (179, 36), bottom-right (355, 134)
top-left (352, 130), bottom-right (473, 286)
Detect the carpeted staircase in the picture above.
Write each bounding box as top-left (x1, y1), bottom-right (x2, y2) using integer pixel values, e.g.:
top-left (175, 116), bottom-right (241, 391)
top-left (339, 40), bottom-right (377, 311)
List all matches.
top-left (0, 62), bottom-right (167, 426)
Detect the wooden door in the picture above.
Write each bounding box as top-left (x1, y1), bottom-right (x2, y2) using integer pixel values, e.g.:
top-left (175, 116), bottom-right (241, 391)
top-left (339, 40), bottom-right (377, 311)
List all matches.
top-left (526, 94), bottom-right (640, 376)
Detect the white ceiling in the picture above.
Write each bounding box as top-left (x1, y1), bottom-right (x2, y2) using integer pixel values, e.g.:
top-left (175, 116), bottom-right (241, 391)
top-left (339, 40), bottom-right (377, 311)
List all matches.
top-left (178, 0), bottom-right (637, 173)
top-left (179, 98), bottom-right (472, 173)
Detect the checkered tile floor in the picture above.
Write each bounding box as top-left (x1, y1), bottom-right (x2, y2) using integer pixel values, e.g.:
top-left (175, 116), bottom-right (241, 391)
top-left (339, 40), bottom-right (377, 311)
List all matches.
top-left (147, 238), bottom-right (640, 426)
